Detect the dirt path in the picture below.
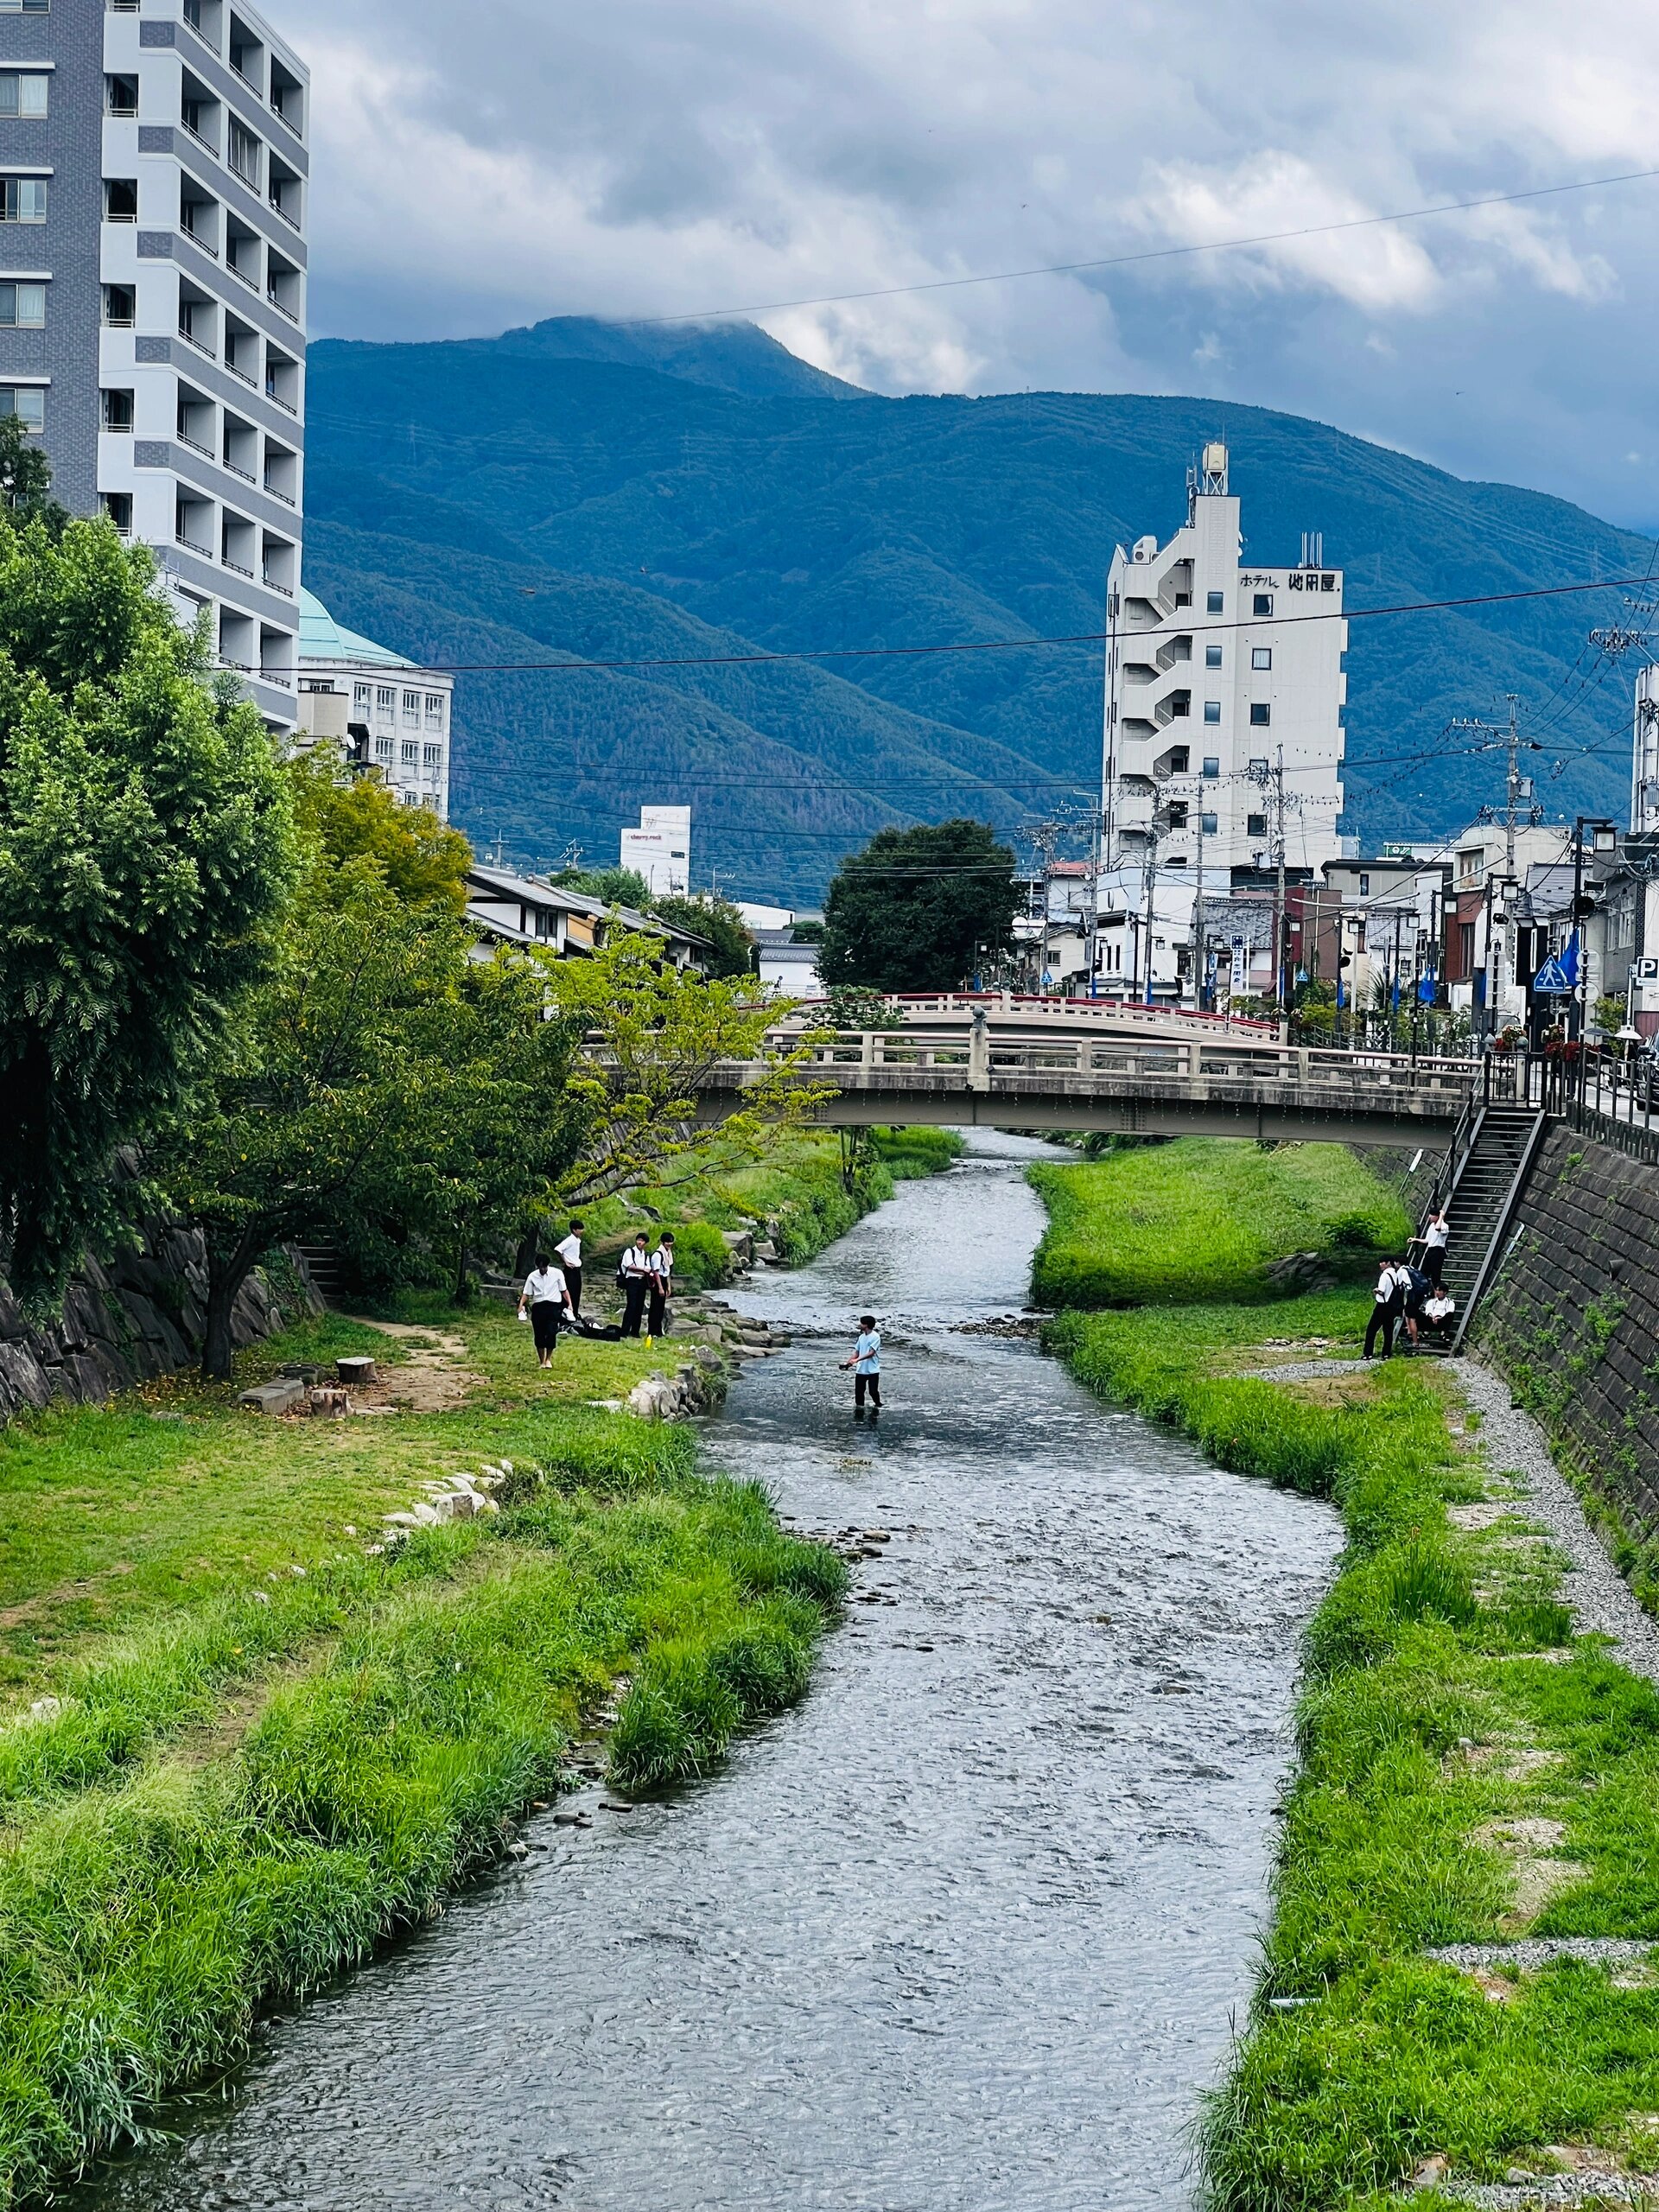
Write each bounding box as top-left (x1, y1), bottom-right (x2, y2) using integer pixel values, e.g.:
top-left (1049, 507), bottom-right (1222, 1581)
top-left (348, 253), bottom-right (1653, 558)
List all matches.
top-left (341, 1319), bottom-right (486, 1414)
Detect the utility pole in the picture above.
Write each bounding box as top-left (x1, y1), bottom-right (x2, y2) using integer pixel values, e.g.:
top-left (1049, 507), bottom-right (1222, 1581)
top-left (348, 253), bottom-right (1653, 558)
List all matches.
top-left (1274, 745), bottom-right (1288, 1012)
top-left (1447, 696), bottom-right (1538, 1032)
top-left (1190, 796), bottom-right (1206, 1014)
top-left (1141, 803), bottom-right (1159, 1007)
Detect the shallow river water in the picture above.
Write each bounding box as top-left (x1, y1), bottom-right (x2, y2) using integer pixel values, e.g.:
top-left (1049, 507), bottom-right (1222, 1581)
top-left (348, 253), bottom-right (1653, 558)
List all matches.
top-left (75, 1133), bottom-right (1338, 2212)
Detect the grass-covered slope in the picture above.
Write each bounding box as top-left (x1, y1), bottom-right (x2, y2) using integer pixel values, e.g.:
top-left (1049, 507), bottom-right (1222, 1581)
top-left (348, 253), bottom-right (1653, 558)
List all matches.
top-left (0, 1306), bottom-right (842, 2202)
top-left (1039, 1141), bottom-right (1659, 2205)
top-left (304, 328), bottom-right (1648, 890)
top-left (1027, 1139), bottom-right (1408, 1309)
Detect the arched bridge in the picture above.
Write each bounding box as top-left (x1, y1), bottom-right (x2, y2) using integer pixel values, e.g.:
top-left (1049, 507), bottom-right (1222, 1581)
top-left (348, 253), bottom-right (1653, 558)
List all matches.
top-left (696, 999), bottom-right (1495, 1147)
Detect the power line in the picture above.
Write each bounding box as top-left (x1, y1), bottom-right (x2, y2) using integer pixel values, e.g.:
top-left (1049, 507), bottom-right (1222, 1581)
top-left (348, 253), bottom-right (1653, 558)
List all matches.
top-left (611, 165), bottom-right (1659, 327)
top-left (420, 570), bottom-right (1651, 675)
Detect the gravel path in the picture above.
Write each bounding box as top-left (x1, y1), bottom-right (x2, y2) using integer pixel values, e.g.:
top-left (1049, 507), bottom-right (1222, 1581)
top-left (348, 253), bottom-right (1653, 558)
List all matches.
top-left (1450, 1359), bottom-right (1659, 1687)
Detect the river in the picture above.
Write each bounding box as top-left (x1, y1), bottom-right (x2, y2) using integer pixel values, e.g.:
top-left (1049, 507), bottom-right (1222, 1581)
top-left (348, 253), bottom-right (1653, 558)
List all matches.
top-left (73, 1133), bottom-right (1338, 2212)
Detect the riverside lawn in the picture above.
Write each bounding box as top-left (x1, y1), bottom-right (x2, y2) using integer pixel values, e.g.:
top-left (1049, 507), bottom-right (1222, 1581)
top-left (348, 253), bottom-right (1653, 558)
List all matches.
top-left (0, 1301), bottom-right (844, 2204)
top-left (1039, 1151), bottom-right (1659, 2207)
top-left (1029, 1138), bottom-right (1408, 1309)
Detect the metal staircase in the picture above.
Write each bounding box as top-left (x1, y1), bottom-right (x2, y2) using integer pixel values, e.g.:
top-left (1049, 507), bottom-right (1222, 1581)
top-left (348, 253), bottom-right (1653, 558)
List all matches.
top-left (1420, 1103), bottom-right (1549, 1351)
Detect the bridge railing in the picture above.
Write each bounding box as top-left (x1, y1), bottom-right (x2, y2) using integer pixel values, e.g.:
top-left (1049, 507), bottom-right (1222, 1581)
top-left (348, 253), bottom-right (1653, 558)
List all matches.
top-left (788, 991), bottom-right (1280, 1033)
top-left (753, 1027), bottom-right (1484, 1099)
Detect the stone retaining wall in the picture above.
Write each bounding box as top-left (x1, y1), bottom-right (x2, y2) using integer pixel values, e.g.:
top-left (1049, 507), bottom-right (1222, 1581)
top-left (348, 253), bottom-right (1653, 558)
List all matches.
top-left (0, 1228), bottom-right (316, 1422)
top-left (1472, 1122), bottom-right (1659, 1534)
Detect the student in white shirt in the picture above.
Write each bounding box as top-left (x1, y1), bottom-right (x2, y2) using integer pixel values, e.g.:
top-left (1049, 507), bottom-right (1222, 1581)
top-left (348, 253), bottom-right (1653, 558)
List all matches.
top-left (555, 1220), bottom-right (585, 1318)
top-left (840, 1313), bottom-right (882, 1412)
top-left (619, 1233), bottom-right (652, 1338)
top-left (517, 1255), bottom-right (574, 1369)
top-left (1421, 1208), bottom-right (1449, 1287)
top-left (647, 1232), bottom-right (675, 1341)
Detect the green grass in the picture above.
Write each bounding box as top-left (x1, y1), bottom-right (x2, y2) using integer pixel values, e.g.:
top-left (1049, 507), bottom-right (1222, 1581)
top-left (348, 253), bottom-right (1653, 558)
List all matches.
top-left (1046, 1291), bottom-right (1659, 2205)
top-left (0, 1296), bottom-right (845, 2203)
top-left (1028, 1138), bottom-right (1410, 1309)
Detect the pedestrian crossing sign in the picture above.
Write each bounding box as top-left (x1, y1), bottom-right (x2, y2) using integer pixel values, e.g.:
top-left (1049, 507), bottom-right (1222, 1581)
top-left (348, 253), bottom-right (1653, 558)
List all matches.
top-left (1532, 955), bottom-right (1573, 995)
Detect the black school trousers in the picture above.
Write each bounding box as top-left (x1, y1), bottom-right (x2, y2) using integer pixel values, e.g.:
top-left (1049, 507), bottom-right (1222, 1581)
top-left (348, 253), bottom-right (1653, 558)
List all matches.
top-left (620, 1276), bottom-right (648, 1338)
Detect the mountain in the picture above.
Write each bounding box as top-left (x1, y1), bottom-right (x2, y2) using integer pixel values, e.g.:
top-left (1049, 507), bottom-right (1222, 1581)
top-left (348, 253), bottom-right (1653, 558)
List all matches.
top-left (303, 323), bottom-right (1650, 899)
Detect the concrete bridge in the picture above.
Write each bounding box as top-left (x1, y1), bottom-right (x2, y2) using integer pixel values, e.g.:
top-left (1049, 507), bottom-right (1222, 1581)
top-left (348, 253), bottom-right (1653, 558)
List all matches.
top-left (696, 999), bottom-right (1493, 1147)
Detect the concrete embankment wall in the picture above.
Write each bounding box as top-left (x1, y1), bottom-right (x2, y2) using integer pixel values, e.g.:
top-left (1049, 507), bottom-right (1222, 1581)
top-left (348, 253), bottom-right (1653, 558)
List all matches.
top-left (1472, 1122), bottom-right (1659, 1532)
top-left (0, 1225), bottom-right (315, 1422)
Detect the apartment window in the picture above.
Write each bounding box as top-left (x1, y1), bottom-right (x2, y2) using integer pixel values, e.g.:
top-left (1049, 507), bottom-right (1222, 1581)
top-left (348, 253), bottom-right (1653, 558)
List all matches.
top-left (1248, 812), bottom-right (1268, 837)
top-left (403, 791), bottom-right (421, 807)
top-left (1249, 702), bottom-right (1271, 726)
top-left (1358, 873), bottom-right (1370, 895)
top-left (423, 693), bottom-right (444, 729)
top-left (101, 283), bottom-right (135, 327)
top-left (1252, 593), bottom-right (1273, 617)
top-left (104, 178), bottom-right (138, 222)
top-left (101, 490), bottom-right (132, 533)
top-left (353, 683), bottom-right (371, 713)
top-left (373, 736), bottom-right (393, 764)
top-left (1251, 646), bottom-right (1273, 671)
top-left (0, 179), bottom-right (48, 224)
top-left (1203, 700), bottom-right (1221, 725)
top-left (0, 74), bottom-right (49, 118)
top-left (375, 685), bottom-right (396, 717)
top-left (0, 1), bottom-right (51, 12)
top-left (1205, 643), bottom-right (1222, 668)
top-left (0, 283), bottom-right (44, 327)
top-left (100, 387), bottom-right (134, 431)
top-left (228, 119), bottom-right (262, 188)
top-left (0, 385), bottom-right (43, 430)
top-left (104, 74), bottom-right (137, 117)
top-left (423, 741), bottom-right (442, 772)
top-left (1200, 811), bottom-right (1218, 835)
top-left (400, 740), bottom-right (418, 767)
top-left (1206, 591), bottom-right (1224, 613)
top-left (1202, 755), bottom-right (1219, 779)
top-left (402, 689), bottom-right (420, 725)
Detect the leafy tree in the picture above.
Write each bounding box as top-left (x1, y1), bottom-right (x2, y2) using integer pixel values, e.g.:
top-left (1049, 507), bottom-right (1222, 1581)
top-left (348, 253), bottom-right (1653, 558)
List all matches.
top-left (818, 820), bottom-right (1020, 994)
top-left (545, 931), bottom-right (826, 1205)
top-left (150, 860), bottom-right (480, 1376)
top-left (289, 751), bottom-right (472, 913)
top-left (648, 890), bottom-right (754, 978)
top-left (0, 415), bottom-right (66, 531)
top-left (550, 864), bottom-right (652, 909)
top-left (0, 512), bottom-right (293, 1306)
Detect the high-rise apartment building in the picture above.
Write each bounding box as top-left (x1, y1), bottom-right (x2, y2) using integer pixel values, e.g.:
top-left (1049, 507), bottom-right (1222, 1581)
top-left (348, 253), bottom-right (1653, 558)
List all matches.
top-left (1096, 444), bottom-right (1346, 999)
top-left (0, 0), bottom-right (308, 729)
top-left (1103, 443), bottom-right (1345, 881)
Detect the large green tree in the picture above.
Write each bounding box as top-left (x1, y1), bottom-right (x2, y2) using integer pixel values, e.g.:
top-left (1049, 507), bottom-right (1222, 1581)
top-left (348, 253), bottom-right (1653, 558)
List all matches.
top-left (818, 819), bottom-right (1020, 994)
top-left (0, 512), bottom-right (292, 1305)
top-left (648, 891), bottom-right (754, 979)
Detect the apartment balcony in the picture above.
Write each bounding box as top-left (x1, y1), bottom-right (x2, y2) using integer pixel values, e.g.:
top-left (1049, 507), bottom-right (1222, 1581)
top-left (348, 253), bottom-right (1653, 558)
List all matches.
top-left (1153, 690), bottom-right (1192, 726)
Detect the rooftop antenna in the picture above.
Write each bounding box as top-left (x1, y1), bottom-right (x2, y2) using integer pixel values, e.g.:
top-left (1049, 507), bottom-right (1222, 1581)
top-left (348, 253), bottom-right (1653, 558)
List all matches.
top-left (1185, 438), bottom-right (1230, 519)
top-left (1300, 530), bottom-right (1325, 569)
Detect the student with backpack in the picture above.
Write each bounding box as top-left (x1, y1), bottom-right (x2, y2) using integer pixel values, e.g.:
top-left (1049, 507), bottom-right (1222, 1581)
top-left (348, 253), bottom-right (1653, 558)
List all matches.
top-left (618, 1233), bottom-right (652, 1338)
top-left (1363, 1257), bottom-right (1402, 1360)
top-left (647, 1232), bottom-right (675, 1342)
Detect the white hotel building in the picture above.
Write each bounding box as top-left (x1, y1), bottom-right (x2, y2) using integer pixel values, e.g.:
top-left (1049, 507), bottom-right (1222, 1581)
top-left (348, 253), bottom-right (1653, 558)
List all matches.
top-left (1099, 443), bottom-right (1347, 997)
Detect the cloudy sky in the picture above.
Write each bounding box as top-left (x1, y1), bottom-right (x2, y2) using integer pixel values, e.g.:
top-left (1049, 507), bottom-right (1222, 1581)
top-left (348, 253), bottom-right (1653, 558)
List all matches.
top-left (287, 0), bottom-right (1659, 527)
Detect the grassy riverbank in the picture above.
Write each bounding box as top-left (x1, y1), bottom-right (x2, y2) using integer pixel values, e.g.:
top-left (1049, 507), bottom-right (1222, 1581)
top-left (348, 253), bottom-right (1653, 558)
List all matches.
top-left (0, 1295), bottom-right (842, 2202)
top-left (1039, 1142), bottom-right (1659, 2207)
top-left (1029, 1138), bottom-right (1408, 1308)
top-left (566, 1124), bottom-right (963, 1285)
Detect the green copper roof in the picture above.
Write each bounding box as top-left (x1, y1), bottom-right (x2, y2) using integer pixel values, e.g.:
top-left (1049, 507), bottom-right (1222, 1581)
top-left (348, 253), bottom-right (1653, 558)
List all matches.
top-left (297, 587), bottom-right (416, 670)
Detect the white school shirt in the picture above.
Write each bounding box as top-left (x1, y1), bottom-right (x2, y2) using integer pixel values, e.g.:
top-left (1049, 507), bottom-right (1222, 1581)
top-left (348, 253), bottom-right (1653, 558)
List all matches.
top-left (650, 1245), bottom-right (673, 1284)
top-left (853, 1329), bottom-right (881, 1374)
top-left (1424, 1219), bottom-right (1448, 1249)
top-left (555, 1232), bottom-right (582, 1269)
top-left (620, 1245), bottom-right (652, 1278)
top-left (523, 1265), bottom-right (568, 1306)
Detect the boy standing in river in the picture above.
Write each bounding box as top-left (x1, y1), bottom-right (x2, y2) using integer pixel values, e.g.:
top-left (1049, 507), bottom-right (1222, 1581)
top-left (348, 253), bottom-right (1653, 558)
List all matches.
top-left (842, 1314), bottom-right (882, 1414)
